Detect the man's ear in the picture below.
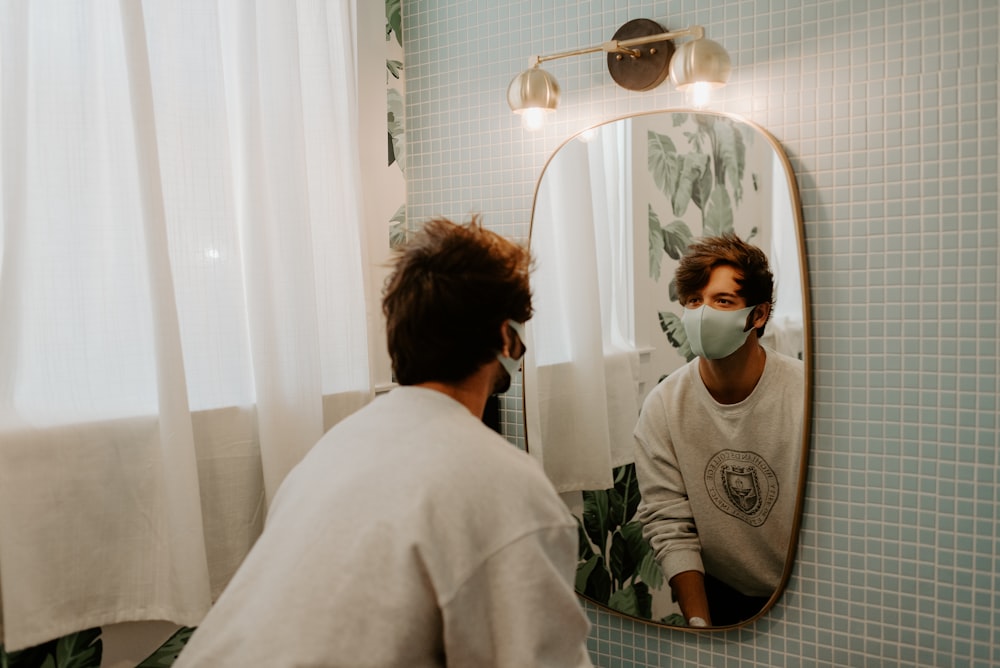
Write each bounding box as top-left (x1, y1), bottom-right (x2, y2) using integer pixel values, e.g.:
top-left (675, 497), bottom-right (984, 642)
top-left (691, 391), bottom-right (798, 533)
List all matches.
top-left (743, 304), bottom-right (771, 332)
top-left (499, 321), bottom-right (514, 357)
top-left (748, 303), bottom-right (771, 331)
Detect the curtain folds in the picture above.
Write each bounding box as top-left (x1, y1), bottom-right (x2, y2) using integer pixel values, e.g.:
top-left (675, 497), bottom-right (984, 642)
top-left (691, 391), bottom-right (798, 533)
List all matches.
top-left (0, 0), bottom-right (371, 651)
top-left (524, 127), bottom-right (641, 494)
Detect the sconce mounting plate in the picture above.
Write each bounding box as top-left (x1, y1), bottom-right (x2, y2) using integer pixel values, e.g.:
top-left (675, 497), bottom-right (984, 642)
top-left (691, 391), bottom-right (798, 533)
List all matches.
top-left (606, 19), bottom-right (675, 92)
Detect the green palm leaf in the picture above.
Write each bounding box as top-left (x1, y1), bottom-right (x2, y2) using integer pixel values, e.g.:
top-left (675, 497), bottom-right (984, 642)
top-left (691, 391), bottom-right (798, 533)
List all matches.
top-left (3, 628), bottom-right (102, 668)
top-left (648, 206), bottom-right (665, 281)
top-left (702, 185), bottom-right (734, 237)
top-left (711, 119), bottom-right (746, 205)
top-left (579, 555), bottom-right (612, 603)
top-left (136, 627), bottom-right (195, 668)
top-left (609, 530), bottom-right (635, 588)
top-left (389, 204), bottom-right (407, 248)
top-left (672, 153), bottom-right (711, 217)
top-left (637, 549), bottom-right (664, 590)
top-left (661, 220), bottom-right (694, 261)
top-left (581, 489), bottom-right (610, 554)
top-left (613, 464), bottom-right (642, 523)
top-left (387, 88), bottom-right (405, 170)
top-left (575, 553), bottom-right (601, 592)
top-left (607, 582), bottom-right (652, 618)
top-left (647, 131), bottom-right (681, 204)
top-left (385, 0), bottom-right (402, 45)
top-left (658, 311), bottom-right (694, 361)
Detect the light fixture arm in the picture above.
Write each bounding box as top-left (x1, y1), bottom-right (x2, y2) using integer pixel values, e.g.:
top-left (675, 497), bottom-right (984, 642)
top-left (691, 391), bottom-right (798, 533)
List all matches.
top-left (508, 19), bottom-right (729, 129)
top-left (529, 25), bottom-right (704, 68)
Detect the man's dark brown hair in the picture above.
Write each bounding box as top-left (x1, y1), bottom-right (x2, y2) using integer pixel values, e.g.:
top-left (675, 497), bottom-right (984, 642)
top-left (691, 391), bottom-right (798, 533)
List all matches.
top-left (675, 233), bottom-right (775, 337)
top-left (382, 216), bottom-right (533, 386)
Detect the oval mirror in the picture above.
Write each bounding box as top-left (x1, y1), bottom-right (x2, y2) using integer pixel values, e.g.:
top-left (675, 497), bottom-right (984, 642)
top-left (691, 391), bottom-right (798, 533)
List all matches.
top-left (523, 110), bottom-right (811, 630)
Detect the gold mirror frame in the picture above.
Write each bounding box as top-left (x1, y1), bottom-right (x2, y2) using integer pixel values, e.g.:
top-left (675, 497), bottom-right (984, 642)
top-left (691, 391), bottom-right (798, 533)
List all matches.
top-left (524, 109), bottom-right (812, 631)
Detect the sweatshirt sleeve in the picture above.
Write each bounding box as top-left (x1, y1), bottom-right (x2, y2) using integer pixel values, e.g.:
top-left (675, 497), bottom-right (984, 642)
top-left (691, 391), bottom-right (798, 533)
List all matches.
top-left (633, 389), bottom-right (705, 582)
top-left (440, 525), bottom-right (594, 668)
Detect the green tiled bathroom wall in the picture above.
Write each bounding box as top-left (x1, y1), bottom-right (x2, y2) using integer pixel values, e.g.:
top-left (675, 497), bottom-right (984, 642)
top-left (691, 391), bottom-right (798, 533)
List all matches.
top-left (403, 1), bottom-right (999, 666)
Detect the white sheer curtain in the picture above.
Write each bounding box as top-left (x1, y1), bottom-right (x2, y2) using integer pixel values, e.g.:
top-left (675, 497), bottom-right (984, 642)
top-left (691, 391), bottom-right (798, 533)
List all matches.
top-left (0, 0), bottom-right (372, 651)
top-left (524, 126), bottom-right (641, 493)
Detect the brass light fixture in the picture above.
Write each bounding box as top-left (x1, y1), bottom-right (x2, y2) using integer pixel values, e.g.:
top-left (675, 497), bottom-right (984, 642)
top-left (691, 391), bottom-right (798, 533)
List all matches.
top-left (507, 19), bottom-right (731, 130)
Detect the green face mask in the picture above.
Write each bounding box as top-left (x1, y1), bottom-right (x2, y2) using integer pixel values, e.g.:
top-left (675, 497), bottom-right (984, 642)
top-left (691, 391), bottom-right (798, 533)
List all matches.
top-left (681, 304), bottom-right (756, 360)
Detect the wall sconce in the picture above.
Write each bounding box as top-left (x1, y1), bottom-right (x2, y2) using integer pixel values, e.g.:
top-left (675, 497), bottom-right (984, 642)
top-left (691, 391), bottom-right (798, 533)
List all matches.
top-left (507, 19), bottom-right (731, 130)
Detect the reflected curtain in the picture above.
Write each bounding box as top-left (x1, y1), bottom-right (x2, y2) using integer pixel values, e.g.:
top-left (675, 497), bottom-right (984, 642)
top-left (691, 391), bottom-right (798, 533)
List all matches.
top-left (0, 0), bottom-right (372, 651)
top-left (761, 158), bottom-right (805, 359)
top-left (525, 126), bottom-right (640, 493)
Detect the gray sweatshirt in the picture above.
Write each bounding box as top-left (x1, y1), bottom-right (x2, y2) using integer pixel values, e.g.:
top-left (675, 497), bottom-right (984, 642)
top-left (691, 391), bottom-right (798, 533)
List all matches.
top-left (634, 348), bottom-right (805, 597)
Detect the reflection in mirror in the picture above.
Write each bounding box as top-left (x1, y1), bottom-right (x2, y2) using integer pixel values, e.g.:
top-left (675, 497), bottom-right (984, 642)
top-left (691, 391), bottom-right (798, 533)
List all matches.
top-left (523, 110), bottom-right (811, 630)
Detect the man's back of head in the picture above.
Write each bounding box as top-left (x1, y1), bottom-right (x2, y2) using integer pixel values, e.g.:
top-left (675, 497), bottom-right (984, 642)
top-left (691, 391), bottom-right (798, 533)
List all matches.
top-left (382, 216), bottom-right (534, 386)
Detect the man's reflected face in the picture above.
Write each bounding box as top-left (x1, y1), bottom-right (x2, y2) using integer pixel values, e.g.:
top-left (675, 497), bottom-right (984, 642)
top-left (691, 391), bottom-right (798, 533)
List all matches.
top-left (682, 265), bottom-right (748, 312)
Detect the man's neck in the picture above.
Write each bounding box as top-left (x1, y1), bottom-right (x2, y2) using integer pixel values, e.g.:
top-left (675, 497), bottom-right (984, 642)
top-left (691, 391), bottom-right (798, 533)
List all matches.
top-left (415, 363), bottom-right (495, 418)
top-left (697, 340), bottom-right (767, 405)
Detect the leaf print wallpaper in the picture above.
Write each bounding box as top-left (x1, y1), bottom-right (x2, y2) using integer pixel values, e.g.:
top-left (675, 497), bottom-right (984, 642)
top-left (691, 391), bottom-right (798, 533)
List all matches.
top-left (645, 113), bottom-right (760, 364)
top-left (0, 627), bottom-right (195, 668)
top-left (386, 0), bottom-right (407, 248)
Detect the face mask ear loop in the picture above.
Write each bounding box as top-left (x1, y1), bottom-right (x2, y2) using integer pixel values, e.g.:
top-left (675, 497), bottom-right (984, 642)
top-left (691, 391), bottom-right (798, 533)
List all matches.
top-left (505, 320), bottom-right (526, 357)
top-left (746, 303), bottom-right (770, 333)
top-left (496, 320), bottom-right (527, 376)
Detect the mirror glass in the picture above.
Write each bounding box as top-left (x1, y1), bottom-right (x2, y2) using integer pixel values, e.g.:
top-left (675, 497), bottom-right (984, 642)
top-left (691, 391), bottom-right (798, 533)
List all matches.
top-left (524, 110), bottom-right (811, 630)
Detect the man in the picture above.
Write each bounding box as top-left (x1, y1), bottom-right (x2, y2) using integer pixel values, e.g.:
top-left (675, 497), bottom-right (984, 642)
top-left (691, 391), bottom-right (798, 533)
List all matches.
top-left (176, 217), bottom-right (593, 667)
top-left (634, 234), bottom-right (804, 627)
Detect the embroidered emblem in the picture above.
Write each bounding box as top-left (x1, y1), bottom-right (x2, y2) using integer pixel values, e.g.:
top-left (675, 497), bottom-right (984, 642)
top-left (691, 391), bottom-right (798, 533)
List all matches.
top-left (704, 449), bottom-right (778, 526)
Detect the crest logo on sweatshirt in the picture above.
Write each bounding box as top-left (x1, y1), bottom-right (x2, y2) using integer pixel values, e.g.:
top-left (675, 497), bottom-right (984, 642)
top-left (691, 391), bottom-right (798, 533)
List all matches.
top-left (703, 450), bottom-right (778, 526)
